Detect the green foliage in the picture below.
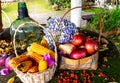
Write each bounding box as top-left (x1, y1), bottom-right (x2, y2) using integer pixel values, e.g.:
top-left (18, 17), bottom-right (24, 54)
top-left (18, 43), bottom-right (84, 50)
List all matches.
top-left (83, 7), bottom-right (102, 13)
top-left (107, 34), bottom-right (120, 51)
top-left (48, 0), bottom-right (71, 9)
top-left (86, 5), bottom-right (120, 33)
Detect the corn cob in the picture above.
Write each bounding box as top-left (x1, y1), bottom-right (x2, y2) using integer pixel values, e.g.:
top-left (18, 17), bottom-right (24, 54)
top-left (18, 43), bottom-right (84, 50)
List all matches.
top-left (8, 54), bottom-right (30, 68)
top-left (27, 46), bottom-right (34, 53)
top-left (7, 76), bottom-right (15, 83)
top-left (29, 52), bottom-right (43, 63)
top-left (30, 42), bottom-right (55, 59)
top-left (38, 59), bottom-right (48, 71)
top-left (28, 65), bottom-right (39, 73)
top-left (40, 39), bottom-right (49, 48)
top-left (17, 60), bottom-right (32, 73)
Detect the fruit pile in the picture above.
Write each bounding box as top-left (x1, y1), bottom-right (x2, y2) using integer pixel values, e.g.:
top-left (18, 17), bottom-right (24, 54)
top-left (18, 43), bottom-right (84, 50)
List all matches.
top-left (58, 33), bottom-right (99, 60)
top-left (8, 40), bottom-right (55, 73)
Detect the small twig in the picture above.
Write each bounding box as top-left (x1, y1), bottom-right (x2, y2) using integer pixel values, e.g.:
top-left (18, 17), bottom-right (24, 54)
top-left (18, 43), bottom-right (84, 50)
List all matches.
top-left (102, 28), bottom-right (120, 37)
top-left (98, 14), bottom-right (103, 45)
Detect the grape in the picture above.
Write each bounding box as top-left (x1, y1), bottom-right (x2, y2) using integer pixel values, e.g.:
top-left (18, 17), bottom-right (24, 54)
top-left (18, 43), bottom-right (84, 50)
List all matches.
top-left (44, 17), bottom-right (78, 49)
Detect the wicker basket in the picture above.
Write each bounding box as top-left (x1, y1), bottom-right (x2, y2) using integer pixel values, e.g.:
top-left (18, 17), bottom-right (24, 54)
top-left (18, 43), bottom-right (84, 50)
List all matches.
top-left (59, 52), bottom-right (98, 70)
top-left (14, 65), bottom-right (56, 83)
top-left (12, 22), bottom-right (57, 83)
top-left (57, 6), bottom-right (99, 70)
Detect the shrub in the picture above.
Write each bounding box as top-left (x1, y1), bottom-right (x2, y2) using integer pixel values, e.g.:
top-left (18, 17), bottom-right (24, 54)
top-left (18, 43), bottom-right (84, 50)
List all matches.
top-left (48, 0), bottom-right (71, 10)
top-left (86, 5), bottom-right (120, 34)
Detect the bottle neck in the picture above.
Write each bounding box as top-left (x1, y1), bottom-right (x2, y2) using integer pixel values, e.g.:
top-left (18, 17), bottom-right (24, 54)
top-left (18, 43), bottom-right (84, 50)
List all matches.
top-left (18, 2), bottom-right (29, 19)
top-left (18, 8), bottom-right (29, 18)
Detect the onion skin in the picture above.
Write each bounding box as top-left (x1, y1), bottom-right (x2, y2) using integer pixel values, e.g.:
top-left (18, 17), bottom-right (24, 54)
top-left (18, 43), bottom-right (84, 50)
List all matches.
top-left (58, 50), bottom-right (69, 57)
top-left (70, 48), bottom-right (87, 59)
top-left (72, 33), bottom-right (86, 46)
top-left (85, 38), bottom-right (98, 55)
top-left (58, 43), bottom-right (76, 55)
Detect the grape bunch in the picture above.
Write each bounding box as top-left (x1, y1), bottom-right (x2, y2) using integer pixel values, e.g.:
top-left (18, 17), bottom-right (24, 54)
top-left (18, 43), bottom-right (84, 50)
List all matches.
top-left (43, 17), bottom-right (78, 49)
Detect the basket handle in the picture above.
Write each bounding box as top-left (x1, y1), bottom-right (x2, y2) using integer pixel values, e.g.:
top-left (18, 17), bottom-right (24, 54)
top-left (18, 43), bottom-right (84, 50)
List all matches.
top-left (59, 5), bottom-right (90, 26)
top-left (59, 5), bottom-right (101, 43)
top-left (2, 10), bottom-right (11, 27)
top-left (13, 21), bottom-right (58, 63)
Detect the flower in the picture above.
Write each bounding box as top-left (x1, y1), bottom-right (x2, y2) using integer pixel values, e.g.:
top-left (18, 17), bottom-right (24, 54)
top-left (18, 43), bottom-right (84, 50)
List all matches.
top-left (0, 57), bottom-right (5, 66)
top-left (44, 17), bottom-right (78, 49)
top-left (43, 53), bottom-right (55, 67)
top-left (0, 68), bottom-right (9, 75)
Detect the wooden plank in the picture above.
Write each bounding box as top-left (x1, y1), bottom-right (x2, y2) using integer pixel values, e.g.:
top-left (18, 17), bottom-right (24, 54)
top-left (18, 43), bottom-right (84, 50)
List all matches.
top-left (0, 1), bottom-right (3, 32)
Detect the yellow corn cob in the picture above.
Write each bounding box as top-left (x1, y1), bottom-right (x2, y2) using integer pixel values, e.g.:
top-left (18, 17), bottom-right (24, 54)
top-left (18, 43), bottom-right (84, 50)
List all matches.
top-left (7, 76), bottom-right (15, 83)
top-left (28, 65), bottom-right (39, 73)
top-left (29, 52), bottom-right (43, 63)
top-left (30, 42), bottom-right (55, 59)
top-left (8, 54), bottom-right (30, 68)
top-left (38, 59), bottom-right (48, 71)
top-left (17, 60), bottom-right (32, 73)
top-left (40, 39), bottom-right (49, 48)
top-left (27, 46), bottom-right (34, 53)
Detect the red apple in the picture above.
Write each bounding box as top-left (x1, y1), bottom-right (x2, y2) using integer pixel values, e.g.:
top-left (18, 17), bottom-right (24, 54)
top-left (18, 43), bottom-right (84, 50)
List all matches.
top-left (72, 33), bottom-right (86, 46)
top-left (85, 38), bottom-right (98, 54)
top-left (70, 48), bottom-right (87, 59)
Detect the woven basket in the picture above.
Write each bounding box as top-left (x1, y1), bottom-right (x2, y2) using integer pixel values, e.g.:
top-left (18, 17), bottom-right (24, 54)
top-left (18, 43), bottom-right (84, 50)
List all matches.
top-left (57, 6), bottom-right (99, 70)
top-left (59, 52), bottom-right (98, 70)
top-left (12, 22), bottom-right (57, 83)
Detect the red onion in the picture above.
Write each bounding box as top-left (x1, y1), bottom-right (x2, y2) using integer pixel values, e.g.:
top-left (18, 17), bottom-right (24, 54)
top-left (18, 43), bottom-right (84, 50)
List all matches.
top-left (85, 38), bottom-right (98, 55)
top-left (0, 68), bottom-right (9, 75)
top-left (72, 33), bottom-right (86, 46)
top-left (0, 57), bottom-right (5, 66)
top-left (0, 54), bottom-right (7, 66)
top-left (5, 56), bottom-right (13, 70)
top-left (70, 48), bottom-right (87, 59)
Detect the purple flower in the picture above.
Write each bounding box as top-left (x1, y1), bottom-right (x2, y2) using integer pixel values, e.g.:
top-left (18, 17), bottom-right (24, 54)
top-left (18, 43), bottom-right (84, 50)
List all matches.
top-left (0, 57), bottom-right (5, 66)
top-left (43, 53), bottom-right (51, 60)
top-left (0, 68), bottom-right (9, 75)
top-left (43, 53), bottom-right (55, 67)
